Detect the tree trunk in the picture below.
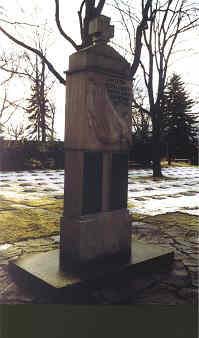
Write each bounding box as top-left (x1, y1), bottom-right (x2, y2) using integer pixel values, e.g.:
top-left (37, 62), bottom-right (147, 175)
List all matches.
top-left (153, 156), bottom-right (162, 177)
top-left (152, 111), bottom-right (163, 177)
top-left (168, 154), bottom-right (172, 166)
top-left (41, 60), bottom-right (46, 143)
top-left (166, 142), bottom-right (172, 165)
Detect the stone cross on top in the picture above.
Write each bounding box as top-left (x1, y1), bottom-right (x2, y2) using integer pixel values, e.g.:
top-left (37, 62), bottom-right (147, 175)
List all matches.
top-left (89, 15), bottom-right (114, 44)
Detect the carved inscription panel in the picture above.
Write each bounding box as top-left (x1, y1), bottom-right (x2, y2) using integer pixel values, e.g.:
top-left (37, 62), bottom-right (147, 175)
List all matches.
top-left (87, 77), bottom-right (132, 146)
top-left (105, 77), bottom-right (131, 109)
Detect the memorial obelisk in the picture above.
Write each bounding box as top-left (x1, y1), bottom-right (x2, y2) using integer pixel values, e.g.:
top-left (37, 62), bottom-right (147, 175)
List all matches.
top-left (60, 15), bottom-right (133, 271)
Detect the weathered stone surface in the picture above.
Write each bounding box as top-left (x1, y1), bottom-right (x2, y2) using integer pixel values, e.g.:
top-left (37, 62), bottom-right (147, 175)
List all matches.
top-left (61, 209), bottom-right (131, 269)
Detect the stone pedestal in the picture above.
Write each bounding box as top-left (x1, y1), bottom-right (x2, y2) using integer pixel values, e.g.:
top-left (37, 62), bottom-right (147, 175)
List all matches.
top-left (60, 209), bottom-right (131, 271)
top-left (9, 241), bottom-right (174, 292)
top-left (60, 42), bottom-right (133, 271)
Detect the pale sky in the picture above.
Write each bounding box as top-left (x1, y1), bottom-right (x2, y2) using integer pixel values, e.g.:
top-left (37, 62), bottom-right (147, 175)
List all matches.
top-left (0, 0), bottom-right (199, 140)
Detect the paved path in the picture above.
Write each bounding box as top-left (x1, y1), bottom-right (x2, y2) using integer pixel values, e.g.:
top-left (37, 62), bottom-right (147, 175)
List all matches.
top-left (0, 167), bottom-right (198, 304)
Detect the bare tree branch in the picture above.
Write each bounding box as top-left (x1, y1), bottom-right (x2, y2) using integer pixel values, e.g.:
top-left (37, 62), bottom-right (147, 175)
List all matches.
top-left (78, 0), bottom-right (86, 41)
top-left (0, 25), bottom-right (66, 85)
top-left (130, 0), bottom-right (152, 78)
top-left (96, 0), bottom-right (106, 16)
top-left (0, 67), bottom-right (15, 85)
top-left (114, 0), bottom-right (134, 55)
top-left (54, 0), bottom-right (80, 51)
top-left (0, 18), bottom-right (39, 27)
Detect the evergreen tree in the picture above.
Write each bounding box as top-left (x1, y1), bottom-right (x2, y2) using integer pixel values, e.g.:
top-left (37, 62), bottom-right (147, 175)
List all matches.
top-left (26, 57), bottom-right (54, 142)
top-left (161, 73), bottom-right (197, 163)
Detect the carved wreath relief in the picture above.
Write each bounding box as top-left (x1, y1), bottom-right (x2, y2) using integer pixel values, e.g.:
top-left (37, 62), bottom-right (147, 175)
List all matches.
top-left (87, 78), bottom-right (131, 145)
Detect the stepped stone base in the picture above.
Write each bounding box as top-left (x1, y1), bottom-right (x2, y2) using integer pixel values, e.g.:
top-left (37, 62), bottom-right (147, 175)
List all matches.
top-left (9, 240), bottom-right (174, 296)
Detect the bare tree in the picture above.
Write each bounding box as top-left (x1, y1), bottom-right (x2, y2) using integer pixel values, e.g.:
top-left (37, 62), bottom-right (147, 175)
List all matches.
top-left (0, 53), bottom-right (24, 137)
top-left (0, 1), bottom-right (106, 85)
top-left (6, 122), bottom-right (26, 141)
top-left (0, 88), bottom-right (23, 138)
top-left (114, 0), bottom-right (199, 176)
top-left (0, 18), bottom-right (57, 142)
top-left (0, 1), bottom-right (152, 84)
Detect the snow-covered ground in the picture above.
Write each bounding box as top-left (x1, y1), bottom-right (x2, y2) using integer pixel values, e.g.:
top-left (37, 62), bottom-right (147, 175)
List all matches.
top-left (128, 167), bottom-right (199, 216)
top-left (0, 166), bottom-right (198, 216)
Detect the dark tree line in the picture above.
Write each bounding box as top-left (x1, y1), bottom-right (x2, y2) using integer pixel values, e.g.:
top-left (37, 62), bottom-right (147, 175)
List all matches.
top-left (131, 73), bottom-right (198, 165)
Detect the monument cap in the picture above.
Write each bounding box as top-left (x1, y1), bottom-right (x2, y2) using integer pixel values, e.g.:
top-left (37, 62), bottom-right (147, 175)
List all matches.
top-left (89, 15), bottom-right (114, 44)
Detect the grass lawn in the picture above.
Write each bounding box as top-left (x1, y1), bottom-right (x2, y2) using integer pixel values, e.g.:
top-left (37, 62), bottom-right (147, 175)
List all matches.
top-left (132, 211), bottom-right (198, 230)
top-left (0, 196), bottom-right (63, 244)
top-left (0, 192), bottom-right (198, 244)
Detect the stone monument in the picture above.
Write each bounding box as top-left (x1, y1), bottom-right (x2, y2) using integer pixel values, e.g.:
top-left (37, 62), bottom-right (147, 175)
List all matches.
top-left (9, 15), bottom-right (173, 294)
top-left (60, 15), bottom-right (132, 271)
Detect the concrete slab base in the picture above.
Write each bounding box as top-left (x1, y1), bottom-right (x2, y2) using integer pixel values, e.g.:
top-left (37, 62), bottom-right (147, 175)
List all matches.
top-left (9, 240), bottom-right (174, 301)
